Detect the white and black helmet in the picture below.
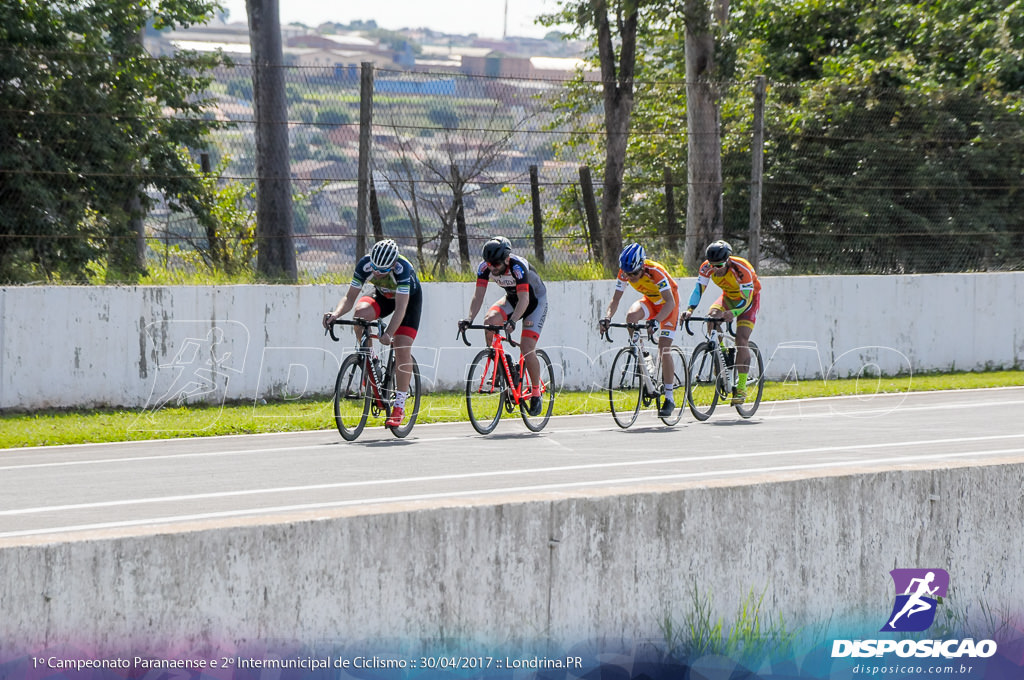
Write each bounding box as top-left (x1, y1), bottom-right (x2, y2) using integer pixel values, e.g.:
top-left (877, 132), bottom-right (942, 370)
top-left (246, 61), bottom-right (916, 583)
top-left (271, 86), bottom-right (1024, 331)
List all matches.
top-left (369, 239), bottom-right (399, 270)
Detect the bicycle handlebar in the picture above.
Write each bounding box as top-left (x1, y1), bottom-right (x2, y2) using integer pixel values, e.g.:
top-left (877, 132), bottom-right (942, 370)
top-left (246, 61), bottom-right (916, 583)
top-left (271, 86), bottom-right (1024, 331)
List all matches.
top-left (683, 316), bottom-right (735, 338)
top-left (457, 322), bottom-right (518, 348)
top-left (324, 316), bottom-right (385, 342)
top-left (599, 320), bottom-right (657, 344)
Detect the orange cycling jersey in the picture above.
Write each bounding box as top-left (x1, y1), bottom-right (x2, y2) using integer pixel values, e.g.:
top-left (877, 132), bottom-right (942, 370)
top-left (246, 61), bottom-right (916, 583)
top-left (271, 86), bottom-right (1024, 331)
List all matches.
top-left (615, 259), bottom-right (679, 307)
top-left (687, 255), bottom-right (761, 315)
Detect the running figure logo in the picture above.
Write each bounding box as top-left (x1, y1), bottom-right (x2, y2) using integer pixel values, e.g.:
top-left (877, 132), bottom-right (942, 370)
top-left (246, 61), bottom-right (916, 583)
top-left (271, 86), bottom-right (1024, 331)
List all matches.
top-left (881, 568), bottom-right (949, 632)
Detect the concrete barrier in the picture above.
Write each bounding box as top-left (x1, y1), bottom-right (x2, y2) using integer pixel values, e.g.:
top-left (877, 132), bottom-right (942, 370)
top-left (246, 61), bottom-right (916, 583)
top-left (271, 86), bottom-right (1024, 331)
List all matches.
top-left (2, 273), bottom-right (1022, 411)
top-left (3, 458), bottom-right (1022, 658)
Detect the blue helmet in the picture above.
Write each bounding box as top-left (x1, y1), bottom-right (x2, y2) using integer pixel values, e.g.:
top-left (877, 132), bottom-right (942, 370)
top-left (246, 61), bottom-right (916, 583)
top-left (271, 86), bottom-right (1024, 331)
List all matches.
top-left (619, 242), bottom-right (646, 274)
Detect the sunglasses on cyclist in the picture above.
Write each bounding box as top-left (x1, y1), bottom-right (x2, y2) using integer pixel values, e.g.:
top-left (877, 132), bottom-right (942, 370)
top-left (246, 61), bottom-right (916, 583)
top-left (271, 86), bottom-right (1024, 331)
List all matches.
top-left (370, 264), bottom-right (391, 273)
top-left (710, 261), bottom-right (728, 268)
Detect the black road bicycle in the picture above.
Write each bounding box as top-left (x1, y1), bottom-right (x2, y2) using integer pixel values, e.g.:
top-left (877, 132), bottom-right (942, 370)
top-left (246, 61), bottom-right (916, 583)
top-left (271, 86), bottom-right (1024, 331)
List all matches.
top-left (326, 317), bottom-right (422, 440)
top-left (684, 316), bottom-right (764, 420)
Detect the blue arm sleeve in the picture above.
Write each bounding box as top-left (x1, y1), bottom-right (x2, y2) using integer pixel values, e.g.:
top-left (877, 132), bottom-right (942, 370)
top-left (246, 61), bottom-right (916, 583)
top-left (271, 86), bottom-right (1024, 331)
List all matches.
top-left (687, 282), bottom-right (704, 309)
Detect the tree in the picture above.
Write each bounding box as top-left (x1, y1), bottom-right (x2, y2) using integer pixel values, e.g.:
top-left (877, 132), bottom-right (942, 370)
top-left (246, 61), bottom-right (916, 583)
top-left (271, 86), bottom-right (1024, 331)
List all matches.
top-left (377, 93), bottom-right (529, 276)
top-left (246, 0), bottom-right (298, 281)
top-left (726, 0), bottom-right (1024, 272)
top-left (0, 0), bottom-right (228, 283)
top-left (541, 0), bottom-right (646, 272)
top-left (682, 0), bottom-right (728, 271)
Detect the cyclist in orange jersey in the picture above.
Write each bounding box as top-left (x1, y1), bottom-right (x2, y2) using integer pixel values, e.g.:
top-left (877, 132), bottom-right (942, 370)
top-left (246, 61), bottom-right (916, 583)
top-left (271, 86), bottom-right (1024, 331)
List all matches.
top-left (599, 243), bottom-right (680, 417)
top-left (681, 240), bottom-right (762, 405)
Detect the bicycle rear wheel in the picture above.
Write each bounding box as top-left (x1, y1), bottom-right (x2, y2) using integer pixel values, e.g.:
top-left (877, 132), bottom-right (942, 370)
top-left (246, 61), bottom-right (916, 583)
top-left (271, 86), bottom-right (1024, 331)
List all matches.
top-left (388, 356), bottom-right (422, 438)
top-left (608, 346), bottom-right (642, 429)
top-left (520, 349), bottom-right (555, 432)
top-left (466, 349), bottom-right (504, 435)
top-left (334, 354), bottom-right (370, 440)
top-left (734, 341), bottom-right (764, 419)
top-left (657, 346), bottom-right (689, 426)
top-left (687, 342), bottom-right (722, 422)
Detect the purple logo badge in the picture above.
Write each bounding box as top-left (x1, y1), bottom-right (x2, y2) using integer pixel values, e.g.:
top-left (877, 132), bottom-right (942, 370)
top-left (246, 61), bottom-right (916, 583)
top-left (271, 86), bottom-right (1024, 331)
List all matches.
top-left (881, 568), bottom-right (949, 632)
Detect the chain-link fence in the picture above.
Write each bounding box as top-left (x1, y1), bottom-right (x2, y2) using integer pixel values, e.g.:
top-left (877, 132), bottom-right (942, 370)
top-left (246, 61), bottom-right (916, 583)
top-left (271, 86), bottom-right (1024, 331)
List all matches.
top-left (7, 60), bottom-right (1024, 283)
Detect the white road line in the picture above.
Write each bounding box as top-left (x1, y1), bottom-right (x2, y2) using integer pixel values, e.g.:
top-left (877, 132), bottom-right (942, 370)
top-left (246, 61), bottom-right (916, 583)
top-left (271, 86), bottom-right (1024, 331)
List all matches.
top-left (2, 396), bottom-right (1023, 471)
top-left (3, 447), bottom-right (1022, 540)
top-left (4, 433), bottom-right (1024, 517)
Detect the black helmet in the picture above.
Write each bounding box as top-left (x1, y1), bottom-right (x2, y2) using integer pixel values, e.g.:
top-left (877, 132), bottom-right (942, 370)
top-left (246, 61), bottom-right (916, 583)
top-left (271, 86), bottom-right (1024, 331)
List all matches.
top-left (705, 240), bottom-right (733, 264)
top-left (482, 236), bottom-right (512, 265)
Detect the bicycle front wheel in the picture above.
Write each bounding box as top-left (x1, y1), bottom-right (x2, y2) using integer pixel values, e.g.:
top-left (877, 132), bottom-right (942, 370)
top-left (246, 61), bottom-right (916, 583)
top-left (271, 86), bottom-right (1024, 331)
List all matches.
top-left (520, 349), bottom-right (555, 432)
top-left (657, 346), bottom-right (689, 426)
top-left (466, 349), bottom-right (504, 435)
top-left (608, 346), bottom-right (642, 429)
top-left (388, 357), bottom-right (422, 438)
top-left (687, 342), bottom-right (722, 422)
top-left (334, 354), bottom-right (370, 440)
top-left (735, 341), bottom-right (764, 419)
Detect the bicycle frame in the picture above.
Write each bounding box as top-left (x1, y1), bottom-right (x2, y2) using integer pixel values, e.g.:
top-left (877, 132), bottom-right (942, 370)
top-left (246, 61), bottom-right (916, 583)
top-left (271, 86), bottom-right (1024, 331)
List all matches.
top-left (686, 316), bottom-right (736, 396)
top-left (683, 315), bottom-right (763, 420)
top-left (601, 321), bottom-right (659, 393)
top-left (601, 320), bottom-right (685, 428)
top-left (327, 318), bottom-right (392, 412)
top-left (459, 323), bottom-right (527, 406)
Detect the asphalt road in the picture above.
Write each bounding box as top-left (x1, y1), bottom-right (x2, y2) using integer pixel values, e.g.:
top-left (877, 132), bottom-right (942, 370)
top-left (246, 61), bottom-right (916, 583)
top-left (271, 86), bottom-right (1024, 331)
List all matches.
top-left (3, 387), bottom-right (1024, 545)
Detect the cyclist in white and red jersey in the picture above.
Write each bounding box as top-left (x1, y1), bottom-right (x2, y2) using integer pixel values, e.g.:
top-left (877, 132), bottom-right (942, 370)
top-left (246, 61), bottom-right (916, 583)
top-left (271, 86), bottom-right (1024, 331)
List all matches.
top-left (323, 239), bottom-right (422, 428)
top-left (599, 243), bottom-right (680, 417)
top-left (458, 236), bottom-right (548, 416)
top-left (681, 240), bottom-right (762, 405)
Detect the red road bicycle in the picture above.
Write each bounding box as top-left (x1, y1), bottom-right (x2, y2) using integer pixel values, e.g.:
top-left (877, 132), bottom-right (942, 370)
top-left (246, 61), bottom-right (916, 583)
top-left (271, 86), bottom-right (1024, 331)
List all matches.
top-left (457, 322), bottom-right (555, 434)
top-left (326, 317), bottom-right (422, 440)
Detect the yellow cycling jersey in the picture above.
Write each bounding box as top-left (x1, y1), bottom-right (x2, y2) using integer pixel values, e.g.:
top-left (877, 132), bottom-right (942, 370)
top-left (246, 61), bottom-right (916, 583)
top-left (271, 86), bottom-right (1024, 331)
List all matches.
top-left (615, 259), bottom-right (679, 306)
top-left (688, 255), bottom-right (761, 313)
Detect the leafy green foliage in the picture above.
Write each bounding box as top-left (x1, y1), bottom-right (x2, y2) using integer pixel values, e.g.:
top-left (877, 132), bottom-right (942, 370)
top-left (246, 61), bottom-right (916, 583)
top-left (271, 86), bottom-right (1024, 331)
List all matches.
top-left (727, 0), bottom-right (1024, 273)
top-left (0, 0), bottom-right (228, 283)
top-left (543, 0), bottom-right (1024, 274)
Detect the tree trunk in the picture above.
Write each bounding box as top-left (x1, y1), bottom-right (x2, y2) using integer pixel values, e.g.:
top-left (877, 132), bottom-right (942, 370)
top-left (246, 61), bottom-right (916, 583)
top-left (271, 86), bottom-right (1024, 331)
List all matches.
top-left (451, 164), bottom-right (470, 270)
top-left (247, 0), bottom-right (297, 281)
top-left (579, 165), bottom-right (602, 262)
top-left (594, 0), bottom-right (638, 273)
top-left (683, 0), bottom-right (726, 273)
top-left (529, 165), bottom-right (545, 264)
top-left (357, 63), bottom-right (374, 258)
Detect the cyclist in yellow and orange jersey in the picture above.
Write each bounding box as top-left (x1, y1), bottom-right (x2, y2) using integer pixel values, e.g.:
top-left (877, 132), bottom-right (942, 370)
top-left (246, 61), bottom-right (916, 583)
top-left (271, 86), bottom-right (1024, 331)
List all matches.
top-left (681, 240), bottom-right (762, 405)
top-left (599, 242), bottom-right (680, 417)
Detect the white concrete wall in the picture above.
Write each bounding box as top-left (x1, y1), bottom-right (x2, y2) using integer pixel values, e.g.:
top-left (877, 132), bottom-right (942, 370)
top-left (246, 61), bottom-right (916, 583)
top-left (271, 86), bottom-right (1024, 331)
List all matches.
top-left (2, 273), bottom-right (1022, 410)
top-left (3, 460), bottom-right (1022, 658)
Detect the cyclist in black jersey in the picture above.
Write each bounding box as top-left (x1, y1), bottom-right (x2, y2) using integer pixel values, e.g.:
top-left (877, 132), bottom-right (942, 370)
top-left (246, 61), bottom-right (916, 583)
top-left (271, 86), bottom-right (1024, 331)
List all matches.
top-left (323, 239), bottom-right (422, 428)
top-left (458, 236), bottom-right (548, 416)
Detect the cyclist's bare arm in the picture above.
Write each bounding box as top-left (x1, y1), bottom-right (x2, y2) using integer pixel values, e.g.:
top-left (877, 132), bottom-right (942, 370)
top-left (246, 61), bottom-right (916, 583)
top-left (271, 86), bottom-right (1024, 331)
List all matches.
top-left (603, 288), bottom-right (625, 323)
top-left (383, 291), bottom-right (410, 344)
top-left (324, 286), bottom-right (361, 327)
top-left (510, 293), bottom-right (529, 326)
top-left (464, 284), bottom-right (487, 324)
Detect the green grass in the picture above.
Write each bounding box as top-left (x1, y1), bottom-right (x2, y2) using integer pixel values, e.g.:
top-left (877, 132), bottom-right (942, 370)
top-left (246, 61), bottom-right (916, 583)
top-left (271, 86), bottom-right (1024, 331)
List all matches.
top-left (2, 370), bottom-right (1022, 450)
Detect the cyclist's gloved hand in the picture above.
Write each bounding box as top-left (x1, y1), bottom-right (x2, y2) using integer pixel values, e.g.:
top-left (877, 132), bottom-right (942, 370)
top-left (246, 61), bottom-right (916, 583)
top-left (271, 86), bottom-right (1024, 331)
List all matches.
top-left (503, 319), bottom-right (516, 333)
top-left (599, 317), bottom-right (611, 334)
top-left (322, 312), bottom-right (335, 329)
top-left (646, 318), bottom-right (659, 333)
top-left (457, 318), bottom-right (470, 331)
